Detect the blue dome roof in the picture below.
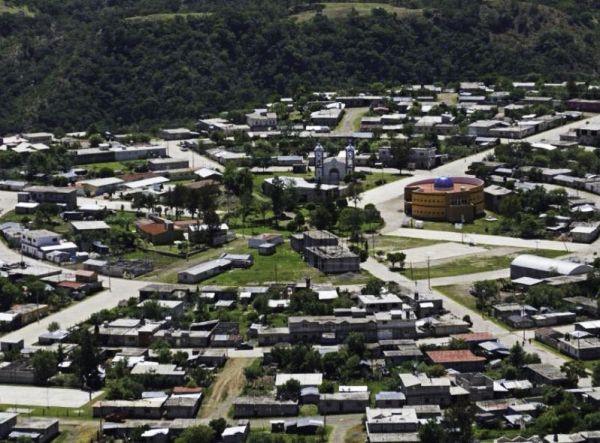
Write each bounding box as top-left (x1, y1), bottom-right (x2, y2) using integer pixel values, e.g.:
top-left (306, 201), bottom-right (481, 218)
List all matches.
top-left (434, 176), bottom-right (454, 188)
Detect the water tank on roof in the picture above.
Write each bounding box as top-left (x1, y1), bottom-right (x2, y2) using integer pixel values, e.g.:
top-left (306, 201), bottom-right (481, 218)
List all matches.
top-left (434, 176), bottom-right (454, 189)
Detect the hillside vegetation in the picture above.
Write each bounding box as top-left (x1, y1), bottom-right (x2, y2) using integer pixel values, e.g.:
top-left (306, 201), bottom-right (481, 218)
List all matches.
top-left (291, 2), bottom-right (421, 22)
top-left (0, 0), bottom-right (599, 132)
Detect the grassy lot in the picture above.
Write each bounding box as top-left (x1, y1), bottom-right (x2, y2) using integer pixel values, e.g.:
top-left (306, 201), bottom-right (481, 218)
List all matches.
top-left (344, 424), bottom-right (365, 443)
top-left (435, 285), bottom-right (477, 310)
top-left (79, 160), bottom-right (145, 173)
top-left (139, 235), bottom-right (371, 286)
top-left (437, 92), bottom-right (458, 106)
top-left (299, 404), bottom-right (319, 416)
top-left (54, 422), bottom-right (99, 443)
top-left (373, 235), bottom-right (443, 254)
top-left (404, 249), bottom-right (565, 280)
top-left (203, 242), bottom-right (371, 286)
top-left (352, 109), bottom-right (368, 131)
top-left (0, 0), bottom-right (34, 16)
top-left (435, 285), bottom-right (512, 331)
top-left (474, 427), bottom-right (524, 443)
top-left (292, 2), bottom-right (420, 22)
top-left (420, 211), bottom-right (505, 235)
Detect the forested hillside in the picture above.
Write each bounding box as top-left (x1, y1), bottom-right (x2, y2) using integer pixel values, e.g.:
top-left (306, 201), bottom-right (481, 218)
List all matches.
top-left (1, 0), bottom-right (599, 132)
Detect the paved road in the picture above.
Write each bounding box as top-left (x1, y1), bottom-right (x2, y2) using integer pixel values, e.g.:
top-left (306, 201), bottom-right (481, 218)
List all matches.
top-left (386, 227), bottom-right (583, 252)
top-left (1, 279), bottom-right (148, 346)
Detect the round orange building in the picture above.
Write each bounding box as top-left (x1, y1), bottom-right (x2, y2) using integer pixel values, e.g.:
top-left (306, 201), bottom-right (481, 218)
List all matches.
top-left (404, 176), bottom-right (485, 222)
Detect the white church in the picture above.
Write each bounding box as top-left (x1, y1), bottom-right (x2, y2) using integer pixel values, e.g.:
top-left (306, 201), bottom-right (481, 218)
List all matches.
top-left (314, 142), bottom-right (355, 185)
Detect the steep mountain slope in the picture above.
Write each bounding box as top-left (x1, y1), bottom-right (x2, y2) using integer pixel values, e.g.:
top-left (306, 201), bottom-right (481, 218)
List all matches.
top-left (0, 0), bottom-right (599, 132)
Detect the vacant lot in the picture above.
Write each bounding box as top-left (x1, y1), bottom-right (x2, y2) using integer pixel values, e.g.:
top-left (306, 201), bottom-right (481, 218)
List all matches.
top-left (435, 284), bottom-right (477, 310)
top-left (404, 248), bottom-right (565, 280)
top-left (200, 358), bottom-right (254, 419)
top-left (292, 2), bottom-right (420, 22)
top-left (374, 236), bottom-right (443, 254)
top-left (202, 242), bottom-right (372, 286)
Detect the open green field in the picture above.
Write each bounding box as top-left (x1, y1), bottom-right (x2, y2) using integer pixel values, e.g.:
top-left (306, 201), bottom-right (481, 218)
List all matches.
top-left (435, 285), bottom-right (477, 310)
top-left (0, 0), bottom-right (34, 16)
top-left (419, 211), bottom-right (505, 235)
top-left (373, 235), bottom-right (442, 253)
top-left (404, 249), bottom-right (565, 280)
top-left (292, 2), bottom-right (420, 22)
top-left (125, 12), bottom-right (211, 22)
top-left (140, 235), bottom-right (371, 286)
top-left (79, 160), bottom-right (145, 173)
top-left (203, 242), bottom-right (371, 286)
top-left (435, 285), bottom-right (512, 331)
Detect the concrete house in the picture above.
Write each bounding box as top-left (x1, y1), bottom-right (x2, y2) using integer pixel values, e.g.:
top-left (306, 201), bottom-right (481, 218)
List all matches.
top-left (374, 392), bottom-right (406, 408)
top-left (222, 424), bottom-right (250, 443)
top-left (10, 418), bottom-right (59, 443)
top-left (77, 177), bottom-right (124, 196)
top-left (177, 259), bottom-right (232, 284)
top-left (164, 393), bottom-right (203, 419)
top-left (275, 373), bottom-right (323, 388)
top-left (576, 124), bottom-right (600, 146)
top-left (0, 413), bottom-right (17, 439)
top-left (288, 315), bottom-right (378, 343)
top-left (366, 407), bottom-right (418, 434)
top-left (130, 363), bottom-right (186, 387)
top-left (21, 229), bottom-right (77, 260)
top-left (398, 374), bottom-right (452, 407)
top-left (303, 245), bottom-right (360, 274)
top-left (93, 398), bottom-right (167, 419)
top-left (358, 293), bottom-right (403, 313)
top-left (319, 391), bottom-right (370, 414)
top-left (233, 397), bottom-right (298, 418)
top-left (246, 109), bottom-right (278, 130)
top-left (159, 128), bottom-right (198, 140)
top-left (22, 185), bottom-right (77, 210)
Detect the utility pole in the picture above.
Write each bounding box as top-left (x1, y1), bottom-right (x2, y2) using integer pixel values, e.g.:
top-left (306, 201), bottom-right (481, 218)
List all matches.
top-left (427, 256), bottom-right (431, 289)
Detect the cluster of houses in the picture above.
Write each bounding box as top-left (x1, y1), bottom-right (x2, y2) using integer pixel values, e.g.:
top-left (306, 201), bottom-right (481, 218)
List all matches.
top-left (230, 345), bottom-right (587, 443)
top-left (474, 162), bottom-right (600, 242)
top-left (74, 162), bottom-right (222, 199)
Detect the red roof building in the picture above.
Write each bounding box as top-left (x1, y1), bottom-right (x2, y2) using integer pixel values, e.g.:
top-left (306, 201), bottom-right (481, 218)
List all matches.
top-left (426, 349), bottom-right (486, 372)
top-left (451, 332), bottom-right (496, 344)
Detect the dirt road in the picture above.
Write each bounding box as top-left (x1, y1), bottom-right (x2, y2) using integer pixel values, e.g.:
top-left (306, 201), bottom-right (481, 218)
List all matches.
top-left (199, 358), bottom-right (254, 419)
top-left (332, 107), bottom-right (369, 134)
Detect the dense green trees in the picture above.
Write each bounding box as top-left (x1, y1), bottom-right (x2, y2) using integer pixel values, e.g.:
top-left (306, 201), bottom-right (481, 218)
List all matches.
top-left (31, 350), bottom-right (58, 385)
top-left (0, 1), bottom-right (599, 132)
